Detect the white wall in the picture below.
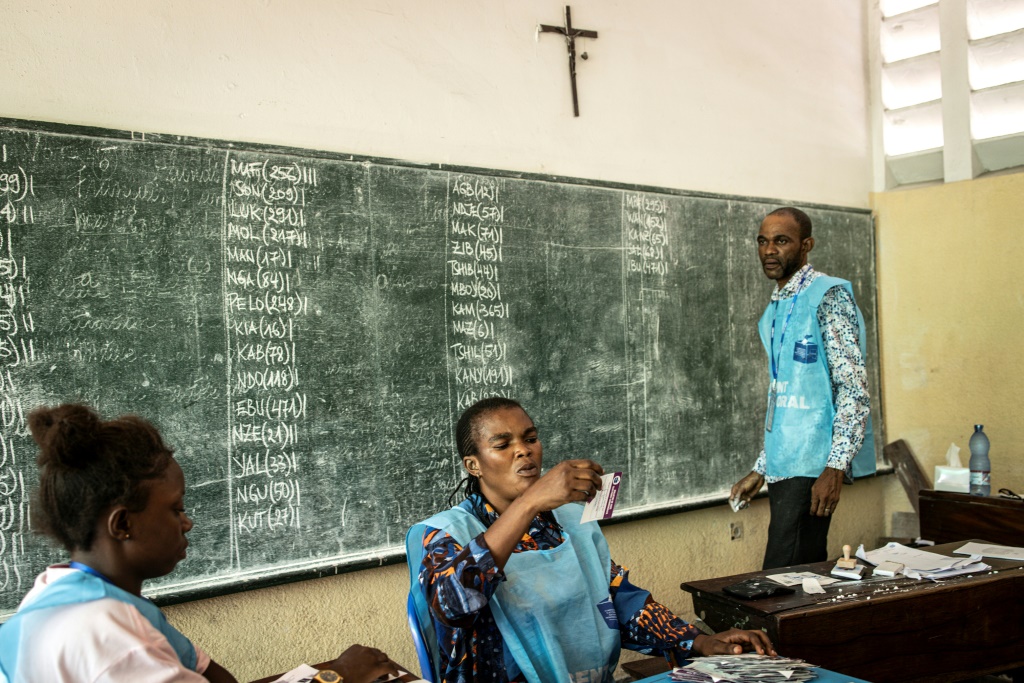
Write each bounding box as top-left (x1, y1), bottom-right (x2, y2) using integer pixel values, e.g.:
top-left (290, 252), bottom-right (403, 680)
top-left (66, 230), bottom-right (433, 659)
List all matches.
top-left (1, 1), bottom-right (880, 678)
top-left (2, 0), bottom-right (870, 207)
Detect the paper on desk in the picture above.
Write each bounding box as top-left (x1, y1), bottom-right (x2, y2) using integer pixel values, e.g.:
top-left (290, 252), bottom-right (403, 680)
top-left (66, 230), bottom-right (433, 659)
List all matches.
top-left (272, 664), bottom-right (318, 683)
top-left (272, 665), bottom-right (426, 683)
top-left (856, 542), bottom-right (989, 579)
top-left (954, 542), bottom-right (1024, 561)
top-left (672, 654), bottom-right (816, 682)
top-left (766, 571), bottom-right (839, 587)
top-left (580, 472), bottom-right (622, 522)
top-left (801, 577), bottom-right (826, 594)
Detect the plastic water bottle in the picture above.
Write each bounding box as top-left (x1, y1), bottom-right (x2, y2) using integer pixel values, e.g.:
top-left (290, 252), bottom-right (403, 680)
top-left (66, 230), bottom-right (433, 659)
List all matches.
top-left (968, 424), bottom-right (991, 497)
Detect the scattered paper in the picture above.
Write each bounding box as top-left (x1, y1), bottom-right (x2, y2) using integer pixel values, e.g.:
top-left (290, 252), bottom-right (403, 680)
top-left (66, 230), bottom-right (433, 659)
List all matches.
top-left (801, 577), bottom-right (826, 594)
top-left (766, 571), bottom-right (839, 587)
top-left (272, 666), bottom-right (425, 683)
top-left (857, 542), bottom-right (989, 580)
top-left (670, 654), bottom-right (816, 682)
top-left (580, 472), bottom-right (622, 522)
top-left (954, 542), bottom-right (1024, 562)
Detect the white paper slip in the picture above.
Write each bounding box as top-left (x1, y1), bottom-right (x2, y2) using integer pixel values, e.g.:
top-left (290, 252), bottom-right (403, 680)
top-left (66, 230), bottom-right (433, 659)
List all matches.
top-left (954, 542), bottom-right (1024, 562)
top-left (801, 577), bottom-right (826, 594)
top-left (581, 472), bottom-right (622, 522)
top-left (766, 571), bottom-right (840, 587)
top-left (273, 664), bottom-right (318, 683)
top-left (272, 665), bottom-right (426, 683)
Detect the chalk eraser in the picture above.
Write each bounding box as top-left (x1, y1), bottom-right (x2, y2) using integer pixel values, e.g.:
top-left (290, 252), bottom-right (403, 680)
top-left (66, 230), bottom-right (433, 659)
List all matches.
top-left (873, 561), bottom-right (904, 577)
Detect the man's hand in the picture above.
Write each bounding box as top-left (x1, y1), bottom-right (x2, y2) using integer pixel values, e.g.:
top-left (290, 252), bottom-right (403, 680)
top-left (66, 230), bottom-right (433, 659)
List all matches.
top-left (730, 472), bottom-right (765, 506)
top-left (692, 628), bottom-right (776, 656)
top-left (810, 467), bottom-right (844, 517)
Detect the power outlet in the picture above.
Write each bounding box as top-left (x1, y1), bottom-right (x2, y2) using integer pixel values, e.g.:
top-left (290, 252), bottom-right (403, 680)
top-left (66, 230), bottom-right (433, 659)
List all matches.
top-left (730, 522), bottom-right (743, 541)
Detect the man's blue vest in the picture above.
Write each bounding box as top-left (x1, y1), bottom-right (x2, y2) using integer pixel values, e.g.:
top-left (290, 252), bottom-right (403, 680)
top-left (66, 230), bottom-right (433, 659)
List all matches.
top-left (757, 274), bottom-right (876, 479)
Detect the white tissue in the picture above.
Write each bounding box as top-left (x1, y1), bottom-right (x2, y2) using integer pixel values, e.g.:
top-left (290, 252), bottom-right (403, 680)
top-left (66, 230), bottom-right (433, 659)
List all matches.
top-left (945, 442), bottom-right (962, 467)
top-left (935, 443), bottom-right (969, 492)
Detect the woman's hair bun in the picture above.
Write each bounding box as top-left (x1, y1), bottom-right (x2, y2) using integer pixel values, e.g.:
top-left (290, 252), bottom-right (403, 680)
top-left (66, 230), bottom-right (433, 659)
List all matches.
top-left (29, 404), bottom-right (101, 468)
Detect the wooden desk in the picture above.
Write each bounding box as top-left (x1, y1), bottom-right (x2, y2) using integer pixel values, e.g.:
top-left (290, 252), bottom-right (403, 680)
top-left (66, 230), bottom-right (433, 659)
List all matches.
top-left (919, 489), bottom-right (1024, 546)
top-left (680, 541), bottom-right (1024, 683)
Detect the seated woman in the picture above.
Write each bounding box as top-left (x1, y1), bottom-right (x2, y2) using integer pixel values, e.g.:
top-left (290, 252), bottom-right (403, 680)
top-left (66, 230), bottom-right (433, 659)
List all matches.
top-left (406, 397), bottom-right (775, 683)
top-left (0, 403), bottom-right (398, 683)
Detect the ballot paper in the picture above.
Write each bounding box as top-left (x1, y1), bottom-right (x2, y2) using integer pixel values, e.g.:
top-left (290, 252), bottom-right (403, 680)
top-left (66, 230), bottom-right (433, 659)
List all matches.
top-left (669, 654), bottom-right (817, 682)
top-left (273, 664), bottom-right (319, 683)
top-left (766, 571), bottom-right (839, 587)
top-left (856, 542), bottom-right (989, 580)
top-left (580, 472), bottom-right (622, 522)
top-left (954, 541), bottom-right (1024, 562)
top-left (272, 665), bottom-right (427, 683)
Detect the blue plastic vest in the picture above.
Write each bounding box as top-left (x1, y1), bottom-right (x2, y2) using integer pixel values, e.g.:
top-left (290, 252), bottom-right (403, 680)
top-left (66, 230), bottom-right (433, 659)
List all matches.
top-left (0, 569), bottom-right (198, 680)
top-left (757, 275), bottom-right (876, 479)
top-left (406, 500), bottom-right (620, 683)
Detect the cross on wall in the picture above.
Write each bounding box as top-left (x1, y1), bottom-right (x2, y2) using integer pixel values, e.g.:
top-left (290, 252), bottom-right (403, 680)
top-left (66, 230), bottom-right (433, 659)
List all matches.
top-left (538, 6), bottom-right (598, 117)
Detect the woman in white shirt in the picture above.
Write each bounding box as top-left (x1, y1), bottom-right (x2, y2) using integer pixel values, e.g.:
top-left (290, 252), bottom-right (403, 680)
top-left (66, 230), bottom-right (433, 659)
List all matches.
top-left (0, 403), bottom-right (396, 683)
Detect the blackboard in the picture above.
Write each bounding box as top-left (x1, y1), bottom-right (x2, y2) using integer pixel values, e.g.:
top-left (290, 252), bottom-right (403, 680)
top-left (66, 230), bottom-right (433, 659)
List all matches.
top-left (0, 118), bottom-right (881, 614)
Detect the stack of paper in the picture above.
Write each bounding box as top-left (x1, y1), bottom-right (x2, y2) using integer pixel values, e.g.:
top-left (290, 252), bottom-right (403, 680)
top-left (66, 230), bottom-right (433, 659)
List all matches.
top-left (954, 542), bottom-right (1024, 561)
top-left (856, 542), bottom-right (989, 580)
top-left (272, 665), bottom-right (427, 683)
top-left (670, 654), bottom-right (816, 682)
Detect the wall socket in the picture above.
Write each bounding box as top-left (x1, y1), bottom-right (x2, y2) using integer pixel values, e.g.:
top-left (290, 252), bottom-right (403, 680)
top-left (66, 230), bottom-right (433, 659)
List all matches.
top-left (730, 522), bottom-right (743, 541)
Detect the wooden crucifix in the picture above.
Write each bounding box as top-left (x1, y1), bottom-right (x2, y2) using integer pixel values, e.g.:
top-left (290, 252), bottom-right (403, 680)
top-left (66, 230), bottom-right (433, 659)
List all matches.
top-left (538, 6), bottom-right (598, 117)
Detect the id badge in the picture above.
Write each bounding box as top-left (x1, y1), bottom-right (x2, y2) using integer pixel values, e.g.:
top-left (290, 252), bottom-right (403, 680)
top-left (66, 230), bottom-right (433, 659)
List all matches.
top-left (765, 380), bottom-right (776, 432)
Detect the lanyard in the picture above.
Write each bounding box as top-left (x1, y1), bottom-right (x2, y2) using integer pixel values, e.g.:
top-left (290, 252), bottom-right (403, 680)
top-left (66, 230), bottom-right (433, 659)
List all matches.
top-left (769, 266), bottom-right (813, 381)
top-left (69, 561), bottom-right (115, 585)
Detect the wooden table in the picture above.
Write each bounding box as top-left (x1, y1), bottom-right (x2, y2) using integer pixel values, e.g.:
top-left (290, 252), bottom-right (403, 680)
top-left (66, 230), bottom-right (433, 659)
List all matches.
top-left (919, 489), bottom-right (1024, 546)
top-left (680, 541), bottom-right (1024, 683)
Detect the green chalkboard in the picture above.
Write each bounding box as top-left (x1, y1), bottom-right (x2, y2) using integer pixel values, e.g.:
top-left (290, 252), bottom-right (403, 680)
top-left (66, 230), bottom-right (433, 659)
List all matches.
top-left (0, 118), bottom-right (881, 613)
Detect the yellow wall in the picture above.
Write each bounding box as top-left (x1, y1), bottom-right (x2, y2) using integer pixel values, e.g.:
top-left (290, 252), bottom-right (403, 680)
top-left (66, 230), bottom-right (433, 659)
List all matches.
top-left (873, 172), bottom-right (1024, 523)
top-left (166, 477), bottom-right (893, 680)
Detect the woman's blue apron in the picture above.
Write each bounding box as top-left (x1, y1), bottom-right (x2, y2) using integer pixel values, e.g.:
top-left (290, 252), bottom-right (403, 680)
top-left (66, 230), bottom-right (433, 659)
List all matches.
top-left (407, 500), bottom-right (620, 683)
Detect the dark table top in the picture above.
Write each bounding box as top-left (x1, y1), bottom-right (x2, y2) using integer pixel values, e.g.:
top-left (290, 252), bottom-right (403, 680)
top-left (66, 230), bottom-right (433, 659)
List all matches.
top-left (680, 539), bottom-right (1024, 616)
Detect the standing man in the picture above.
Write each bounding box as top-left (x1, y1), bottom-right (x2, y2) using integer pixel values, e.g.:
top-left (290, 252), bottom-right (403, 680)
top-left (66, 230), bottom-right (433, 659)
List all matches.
top-left (731, 207), bottom-right (875, 570)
